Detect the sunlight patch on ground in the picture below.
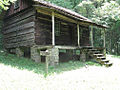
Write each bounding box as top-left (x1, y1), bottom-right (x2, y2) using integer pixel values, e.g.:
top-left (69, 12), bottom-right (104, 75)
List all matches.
top-left (0, 55), bottom-right (120, 90)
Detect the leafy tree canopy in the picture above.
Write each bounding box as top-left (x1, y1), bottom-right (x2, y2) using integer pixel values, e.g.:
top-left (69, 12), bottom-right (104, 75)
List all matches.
top-left (93, 1), bottom-right (120, 26)
top-left (0, 0), bottom-right (16, 13)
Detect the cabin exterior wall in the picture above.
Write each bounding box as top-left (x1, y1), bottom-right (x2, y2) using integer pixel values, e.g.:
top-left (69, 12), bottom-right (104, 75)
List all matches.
top-left (3, 7), bottom-right (36, 49)
top-left (35, 13), bottom-right (81, 46)
top-left (2, 0), bottom-right (91, 64)
top-left (35, 13), bottom-right (52, 45)
top-left (6, 0), bottom-right (33, 17)
top-left (80, 26), bottom-right (90, 46)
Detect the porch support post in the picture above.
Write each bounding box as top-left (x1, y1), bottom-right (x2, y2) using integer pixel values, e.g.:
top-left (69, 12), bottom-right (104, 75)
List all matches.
top-left (103, 29), bottom-right (106, 48)
top-left (77, 23), bottom-right (80, 47)
top-left (52, 11), bottom-right (55, 46)
top-left (103, 28), bottom-right (106, 57)
top-left (90, 26), bottom-right (93, 47)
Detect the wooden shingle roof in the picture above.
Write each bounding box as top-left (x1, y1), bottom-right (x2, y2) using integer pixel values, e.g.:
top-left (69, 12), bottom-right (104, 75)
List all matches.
top-left (33, 0), bottom-right (107, 28)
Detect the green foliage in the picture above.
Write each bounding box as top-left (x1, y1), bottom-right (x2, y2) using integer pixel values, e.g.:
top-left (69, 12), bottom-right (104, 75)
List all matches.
top-left (0, 20), bottom-right (3, 49)
top-left (74, 1), bottom-right (95, 18)
top-left (0, 51), bottom-right (100, 76)
top-left (45, 0), bottom-right (73, 9)
top-left (92, 1), bottom-right (120, 25)
top-left (0, 0), bottom-right (17, 13)
top-left (45, 0), bottom-right (83, 9)
top-left (69, 0), bottom-right (82, 9)
top-left (92, 1), bottom-right (120, 55)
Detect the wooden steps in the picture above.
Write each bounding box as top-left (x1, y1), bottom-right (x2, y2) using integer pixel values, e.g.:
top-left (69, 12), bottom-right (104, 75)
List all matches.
top-left (104, 62), bottom-right (113, 67)
top-left (88, 48), bottom-right (113, 67)
top-left (93, 54), bottom-right (104, 56)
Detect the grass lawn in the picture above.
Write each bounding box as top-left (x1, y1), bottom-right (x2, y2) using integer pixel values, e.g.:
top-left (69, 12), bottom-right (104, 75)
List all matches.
top-left (0, 51), bottom-right (120, 90)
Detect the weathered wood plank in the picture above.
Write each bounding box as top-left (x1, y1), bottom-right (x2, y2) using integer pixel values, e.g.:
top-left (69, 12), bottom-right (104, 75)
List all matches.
top-left (4, 8), bottom-right (35, 26)
top-left (4, 28), bottom-right (34, 39)
top-left (40, 51), bottom-right (49, 56)
top-left (4, 16), bottom-right (35, 31)
top-left (4, 33), bottom-right (35, 43)
top-left (55, 46), bottom-right (78, 49)
top-left (4, 38), bottom-right (35, 48)
top-left (18, 38), bottom-right (35, 47)
top-left (3, 32), bottom-right (17, 39)
top-left (3, 22), bottom-right (35, 34)
top-left (6, 0), bottom-right (32, 16)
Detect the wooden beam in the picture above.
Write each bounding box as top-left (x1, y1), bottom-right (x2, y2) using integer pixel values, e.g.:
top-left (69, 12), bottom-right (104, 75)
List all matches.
top-left (77, 23), bottom-right (80, 47)
top-left (90, 26), bottom-right (94, 47)
top-left (52, 11), bottom-right (55, 46)
top-left (103, 29), bottom-right (106, 57)
top-left (55, 46), bottom-right (78, 49)
top-left (36, 8), bottom-right (91, 26)
top-left (103, 29), bottom-right (106, 48)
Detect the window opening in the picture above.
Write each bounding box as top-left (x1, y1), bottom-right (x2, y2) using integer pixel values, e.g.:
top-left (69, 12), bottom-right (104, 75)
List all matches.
top-left (14, 0), bottom-right (20, 10)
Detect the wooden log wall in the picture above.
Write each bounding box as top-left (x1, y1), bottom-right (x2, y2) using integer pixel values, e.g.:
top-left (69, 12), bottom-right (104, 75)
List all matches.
top-left (6, 0), bottom-right (33, 17)
top-left (80, 26), bottom-right (90, 46)
top-left (35, 13), bottom-right (52, 45)
top-left (3, 8), bottom-right (36, 48)
top-left (55, 21), bottom-right (77, 46)
top-left (35, 13), bottom-right (79, 46)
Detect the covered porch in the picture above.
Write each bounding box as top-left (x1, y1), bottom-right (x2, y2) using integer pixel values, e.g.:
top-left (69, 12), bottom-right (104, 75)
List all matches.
top-left (32, 13), bottom-right (106, 65)
top-left (31, 1), bottom-right (108, 66)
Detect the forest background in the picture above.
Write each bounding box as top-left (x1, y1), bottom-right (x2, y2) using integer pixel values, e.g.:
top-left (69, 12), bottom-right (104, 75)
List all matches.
top-left (0, 0), bottom-right (120, 55)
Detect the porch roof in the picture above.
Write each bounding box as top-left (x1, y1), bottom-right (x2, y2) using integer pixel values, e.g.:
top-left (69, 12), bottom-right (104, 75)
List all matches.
top-left (33, 0), bottom-right (107, 28)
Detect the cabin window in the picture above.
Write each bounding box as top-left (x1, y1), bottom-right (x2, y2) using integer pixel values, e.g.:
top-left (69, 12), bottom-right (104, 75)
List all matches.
top-left (14, 0), bottom-right (20, 10)
top-left (55, 22), bottom-right (61, 36)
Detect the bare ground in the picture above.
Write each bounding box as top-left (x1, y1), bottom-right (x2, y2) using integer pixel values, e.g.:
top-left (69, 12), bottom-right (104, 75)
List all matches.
top-left (0, 55), bottom-right (120, 90)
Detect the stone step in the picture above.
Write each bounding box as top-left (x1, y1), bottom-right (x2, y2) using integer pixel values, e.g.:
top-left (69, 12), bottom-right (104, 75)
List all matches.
top-left (89, 51), bottom-right (101, 55)
top-left (104, 62), bottom-right (113, 67)
top-left (97, 56), bottom-right (106, 59)
top-left (93, 54), bottom-right (104, 56)
top-left (100, 59), bottom-right (109, 63)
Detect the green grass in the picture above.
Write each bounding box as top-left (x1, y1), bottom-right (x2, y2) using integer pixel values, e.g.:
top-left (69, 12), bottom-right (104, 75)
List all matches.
top-left (0, 52), bottom-right (119, 90)
top-left (0, 50), bottom-right (100, 76)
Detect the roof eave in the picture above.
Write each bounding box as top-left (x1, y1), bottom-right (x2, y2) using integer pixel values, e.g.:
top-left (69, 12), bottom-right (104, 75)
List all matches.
top-left (33, 0), bottom-right (107, 28)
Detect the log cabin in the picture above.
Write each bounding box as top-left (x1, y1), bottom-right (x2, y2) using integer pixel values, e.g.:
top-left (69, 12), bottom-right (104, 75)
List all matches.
top-left (2, 0), bottom-right (112, 66)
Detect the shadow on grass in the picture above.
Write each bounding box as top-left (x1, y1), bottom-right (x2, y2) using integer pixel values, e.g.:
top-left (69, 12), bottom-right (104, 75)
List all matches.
top-left (0, 52), bottom-right (100, 76)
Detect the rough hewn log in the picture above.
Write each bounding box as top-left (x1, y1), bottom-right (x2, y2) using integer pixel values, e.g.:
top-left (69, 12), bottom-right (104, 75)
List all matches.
top-left (4, 16), bottom-right (35, 31)
top-left (4, 8), bottom-right (35, 26)
top-left (3, 22), bottom-right (35, 34)
top-left (4, 32), bottom-right (35, 43)
top-left (5, 38), bottom-right (35, 48)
